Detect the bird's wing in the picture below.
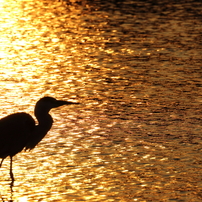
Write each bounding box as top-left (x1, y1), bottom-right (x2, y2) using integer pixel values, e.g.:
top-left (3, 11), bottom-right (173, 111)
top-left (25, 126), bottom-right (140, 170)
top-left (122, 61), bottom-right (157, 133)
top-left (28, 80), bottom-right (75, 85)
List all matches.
top-left (0, 112), bottom-right (35, 158)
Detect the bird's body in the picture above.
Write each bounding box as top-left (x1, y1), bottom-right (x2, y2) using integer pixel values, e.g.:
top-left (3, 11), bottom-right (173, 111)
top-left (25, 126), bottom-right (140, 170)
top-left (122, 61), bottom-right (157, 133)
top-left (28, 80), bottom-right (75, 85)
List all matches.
top-left (0, 96), bottom-right (78, 182)
top-left (0, 112), bottom-right (35, 159)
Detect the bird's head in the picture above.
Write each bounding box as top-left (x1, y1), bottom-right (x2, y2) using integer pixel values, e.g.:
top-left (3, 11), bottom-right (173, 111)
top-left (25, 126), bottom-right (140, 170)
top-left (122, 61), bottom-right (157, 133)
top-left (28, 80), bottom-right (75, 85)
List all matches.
top-left (35, 96), bottom-right (79, 115)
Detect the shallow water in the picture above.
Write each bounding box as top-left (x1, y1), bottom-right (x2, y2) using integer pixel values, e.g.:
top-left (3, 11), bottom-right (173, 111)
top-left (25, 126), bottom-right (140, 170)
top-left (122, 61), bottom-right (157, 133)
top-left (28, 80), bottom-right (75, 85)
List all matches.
top-left (0, 0), bottom-right (201, 201)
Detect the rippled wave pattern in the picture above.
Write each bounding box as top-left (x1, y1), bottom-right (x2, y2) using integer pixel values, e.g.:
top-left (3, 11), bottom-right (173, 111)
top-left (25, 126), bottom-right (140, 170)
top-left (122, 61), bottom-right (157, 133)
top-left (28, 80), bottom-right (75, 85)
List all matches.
top-left (0, 0), bottom-right (201, 201)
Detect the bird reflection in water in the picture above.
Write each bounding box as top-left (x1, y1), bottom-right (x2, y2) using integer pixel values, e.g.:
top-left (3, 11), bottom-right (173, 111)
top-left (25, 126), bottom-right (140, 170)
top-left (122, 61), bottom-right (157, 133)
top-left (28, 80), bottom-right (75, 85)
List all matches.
top-left (0, 97), bottom-right (79, 186)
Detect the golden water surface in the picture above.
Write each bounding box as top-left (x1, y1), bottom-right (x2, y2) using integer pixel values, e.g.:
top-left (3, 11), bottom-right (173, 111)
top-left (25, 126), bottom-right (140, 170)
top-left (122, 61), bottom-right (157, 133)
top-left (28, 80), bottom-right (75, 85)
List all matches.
top-left (0, 0), bottom-right (201, 201)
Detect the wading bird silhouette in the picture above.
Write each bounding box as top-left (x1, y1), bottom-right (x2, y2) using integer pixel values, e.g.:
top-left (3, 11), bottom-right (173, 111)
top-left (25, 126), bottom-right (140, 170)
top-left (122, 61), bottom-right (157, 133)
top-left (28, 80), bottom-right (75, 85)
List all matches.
top-left (0, 96), bottom-right (78, 183)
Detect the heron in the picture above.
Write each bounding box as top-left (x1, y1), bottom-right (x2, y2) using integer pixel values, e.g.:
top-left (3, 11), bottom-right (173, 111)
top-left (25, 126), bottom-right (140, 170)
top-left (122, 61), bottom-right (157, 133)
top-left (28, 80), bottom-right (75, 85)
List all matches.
top-left (0, 96), bottom-right (78, 182)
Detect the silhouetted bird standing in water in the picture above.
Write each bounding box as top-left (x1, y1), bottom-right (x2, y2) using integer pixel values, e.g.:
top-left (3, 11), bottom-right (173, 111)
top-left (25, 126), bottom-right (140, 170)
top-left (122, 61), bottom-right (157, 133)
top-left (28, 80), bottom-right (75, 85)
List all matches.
top-left (0, 96), bottom-right (78, 183)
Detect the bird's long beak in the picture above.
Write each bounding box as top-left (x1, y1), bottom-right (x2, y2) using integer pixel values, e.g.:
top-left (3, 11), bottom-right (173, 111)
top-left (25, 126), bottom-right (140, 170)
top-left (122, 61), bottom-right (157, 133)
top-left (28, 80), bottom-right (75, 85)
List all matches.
top-left (56, 100), bottom-right (80, 107)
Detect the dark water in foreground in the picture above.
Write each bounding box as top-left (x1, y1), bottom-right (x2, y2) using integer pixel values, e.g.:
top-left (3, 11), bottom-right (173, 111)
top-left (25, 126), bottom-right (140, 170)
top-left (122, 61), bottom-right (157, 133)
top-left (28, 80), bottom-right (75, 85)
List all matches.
top-left (0, 0), bottom-right (201, 201)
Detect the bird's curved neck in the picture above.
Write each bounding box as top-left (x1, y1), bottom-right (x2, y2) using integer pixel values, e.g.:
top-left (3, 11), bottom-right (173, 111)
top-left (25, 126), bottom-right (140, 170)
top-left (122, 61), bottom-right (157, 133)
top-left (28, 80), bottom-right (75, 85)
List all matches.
top-left (25, 110), bottom-right (53, 151)
top-left (35, 110), bottom-right (53, 131)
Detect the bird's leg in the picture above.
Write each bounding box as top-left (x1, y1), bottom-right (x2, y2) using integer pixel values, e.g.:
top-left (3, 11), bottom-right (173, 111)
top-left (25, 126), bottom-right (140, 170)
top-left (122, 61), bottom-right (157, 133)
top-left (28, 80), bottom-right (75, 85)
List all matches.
top-left (9, 156), bottom-right (15, 182)
top-left (0, 158), bottom-right (4, 167)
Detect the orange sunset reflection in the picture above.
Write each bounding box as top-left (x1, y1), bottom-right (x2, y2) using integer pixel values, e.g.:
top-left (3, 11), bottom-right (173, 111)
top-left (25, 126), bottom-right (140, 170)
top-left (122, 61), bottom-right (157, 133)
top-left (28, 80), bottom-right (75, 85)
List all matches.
top-left (0, 0), bottom-right (201, 201)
